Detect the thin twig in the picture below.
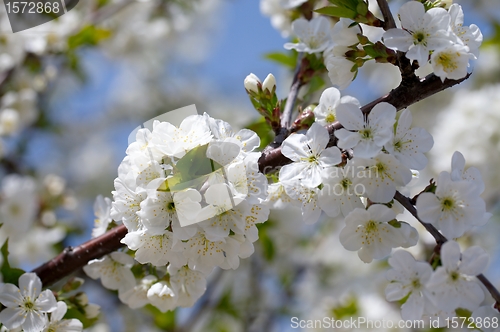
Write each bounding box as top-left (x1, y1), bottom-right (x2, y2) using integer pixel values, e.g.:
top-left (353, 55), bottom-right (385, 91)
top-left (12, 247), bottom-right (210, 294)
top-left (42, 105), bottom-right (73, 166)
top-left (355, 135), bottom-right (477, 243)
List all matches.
top-left (280, 53), bottom-right (304, 130)
top-left (393, 191), bottom-right (447, 244)
top-left (376, 0), bottom-right (396, 30)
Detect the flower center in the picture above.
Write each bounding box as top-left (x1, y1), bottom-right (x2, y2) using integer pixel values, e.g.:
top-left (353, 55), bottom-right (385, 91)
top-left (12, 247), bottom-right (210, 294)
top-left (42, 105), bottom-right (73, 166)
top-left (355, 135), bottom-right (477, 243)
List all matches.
top-left (436, 52), bottom-right (458, 72)
top-left (450, 270), bottom-right (459, 281)
top-left (23, 299), bottom-right (35, 311)
top-left (413, 31), bottom-right (427, 45)
top-left (360, 128), bottom-right (372, 139)
top-left (441, 197), bottom-right (454, 211)
top-left (326, 113), bottom-right (336, 123)
top-left (167, 201), bottom-right (176, 212)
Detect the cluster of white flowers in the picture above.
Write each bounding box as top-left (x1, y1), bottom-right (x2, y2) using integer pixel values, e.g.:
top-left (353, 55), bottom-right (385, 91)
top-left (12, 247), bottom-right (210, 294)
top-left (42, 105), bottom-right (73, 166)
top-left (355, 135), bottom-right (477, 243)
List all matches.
top-left (270, 87), bottom-right (431, 261)
top-left (85, 113), bottom-right (269, 312)
top-left (265, 1), bottom-right (482, 89)
top-left (0, 273), bottom-right (83, 332)
top-left (386, 241), bottom-right (490, 326)
top-left (383, 2), bottom-right (482, 81)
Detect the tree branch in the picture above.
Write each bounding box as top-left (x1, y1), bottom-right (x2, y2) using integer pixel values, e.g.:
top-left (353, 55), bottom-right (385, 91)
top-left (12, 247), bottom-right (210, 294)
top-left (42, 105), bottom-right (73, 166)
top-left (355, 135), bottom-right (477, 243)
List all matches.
top-left (33, 225), bottom-right (127, 286)
top-left (376, 0), bottom-right (396, 30)
top-left (32, 72), bottom-right (472, 287)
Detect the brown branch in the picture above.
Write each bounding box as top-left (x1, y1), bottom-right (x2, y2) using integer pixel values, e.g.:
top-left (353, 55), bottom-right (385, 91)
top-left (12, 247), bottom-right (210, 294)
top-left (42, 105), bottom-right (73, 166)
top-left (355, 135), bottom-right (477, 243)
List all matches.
top-left (32, 72), bottom-right (471, 287)
top-left (33, 225), bottom-right (127, 286)
top-left (376, 0), bottom-right (396, 30)
top-left (393, 191), bottom-right (447, 245)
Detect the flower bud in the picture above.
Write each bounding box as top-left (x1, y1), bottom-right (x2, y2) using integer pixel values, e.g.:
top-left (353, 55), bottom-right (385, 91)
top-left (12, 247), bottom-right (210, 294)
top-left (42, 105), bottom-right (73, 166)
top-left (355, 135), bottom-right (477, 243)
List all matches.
top-left (244, 73), bottom-right (260, 93)
top-left (85, 303), bottom-right (101, 319)
top-left (262, 73), bottom-right (276, 93)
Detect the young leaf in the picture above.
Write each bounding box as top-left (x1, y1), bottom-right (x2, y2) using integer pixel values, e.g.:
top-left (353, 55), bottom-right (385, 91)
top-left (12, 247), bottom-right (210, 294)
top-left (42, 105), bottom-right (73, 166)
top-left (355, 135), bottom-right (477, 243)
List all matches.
top-left (1, 240), bottom-right (25, 285)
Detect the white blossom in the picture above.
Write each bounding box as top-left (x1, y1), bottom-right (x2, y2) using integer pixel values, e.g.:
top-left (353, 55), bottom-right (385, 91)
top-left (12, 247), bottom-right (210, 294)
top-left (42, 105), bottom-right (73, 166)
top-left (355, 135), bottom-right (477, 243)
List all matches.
top-left (119, 275), bottom-right (158, 309)
top-left (324, 48), bottom-right (356, 89)
top-left (416, 171), bottom-right (489, 239)
top-left (147, 281), bottom-right (177, 313)
top-left (448, 4), bottom-right (483, 56)
top-left (430, 43), bottom-right (473, 81)
top-left (385, 250), bottom-right (433, 320)
top-left (382, 1), bottom-right (452, 64)
top-left (279, 122), bottom-right (342, 188)
top-left (284, 16), bottom-right (332, 53)
top-left (313, 87), bottom-right (360, 126)
top-left (0, 273), bottom-right (58, 332)
top-left (318, 160), bottom-right (364, 218)
top-left (427, 241), bottom-right (488, 312)
top-left (168, 266), bottom-right (207, 307)
top-left (43, 302), bottom-right (83, 332)
top-left (339, 204), bottom-right (417, 263)
top-left (385, 109), bottom-right (434, 170)
top-left (83, 251), bottom-right (136, 293)
top-left (92, 195), bottom-right (113, 238)
top-left (352, 153), bottom-right (413, 203)
top-left (335, 102), bottom-right (396, 159)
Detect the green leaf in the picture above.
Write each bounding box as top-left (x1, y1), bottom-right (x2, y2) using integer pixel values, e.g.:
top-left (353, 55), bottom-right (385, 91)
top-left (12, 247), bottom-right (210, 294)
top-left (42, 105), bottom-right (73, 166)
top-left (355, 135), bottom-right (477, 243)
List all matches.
top-left (315, 6), bottom-right (357, 19)
top-left (263, 51), bottom-right (297, 69)
top-left (388, 219), bottom-right (402, 228)
top-left (257, 221), bottom-right (276, 261)
top-left (328, 0), bottom-right (359, 11)
top-left (356, 1), bottom-right (368, 16)
top-left (65, 305), bottom-right (99, 329)
top-left (1, 240), bottom-right (25, 285)
top-left (68, 25), bottom-right (112, 50)
top-left (144, 304), bottom-right (176, 330)
top-left (216, 290), bottom-right (240, 318)
top-left (330, 296), bottom-right (359, 319)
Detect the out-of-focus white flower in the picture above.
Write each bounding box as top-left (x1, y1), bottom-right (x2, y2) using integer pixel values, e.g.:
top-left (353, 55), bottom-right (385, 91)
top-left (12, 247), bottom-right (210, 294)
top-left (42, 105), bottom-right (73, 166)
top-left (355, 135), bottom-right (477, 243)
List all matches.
top-left (147, 281), bottom-right (177, 313)
top-left (119, 275), bottom-right (158, 309)
top-left (0, 109), bottom-right (20, 136)
top-left (324, 51), bottom-right (356, 89)
top-left (385, 250), bottom-right (433, 320)
top-left (284, 16), bottom-right (332, 53)
top-left (427, 241), bottom-right (488, 312)
top-left (0, 273), bottom-right (58, 332)
top-left (448, 4), bottom-right (483, 56)
top-left (339, 204), bottom-right (417, 263)
top-left (83, 251), bottom-right (136, 293)
top-left (169, 265), bottom-right (207, 307)
top-left (92, 195), bottom-right (113, 238)
top-left (43, 301), bottom-right (83, 332)
top-left (0, 174), bottom-right (38, 236)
